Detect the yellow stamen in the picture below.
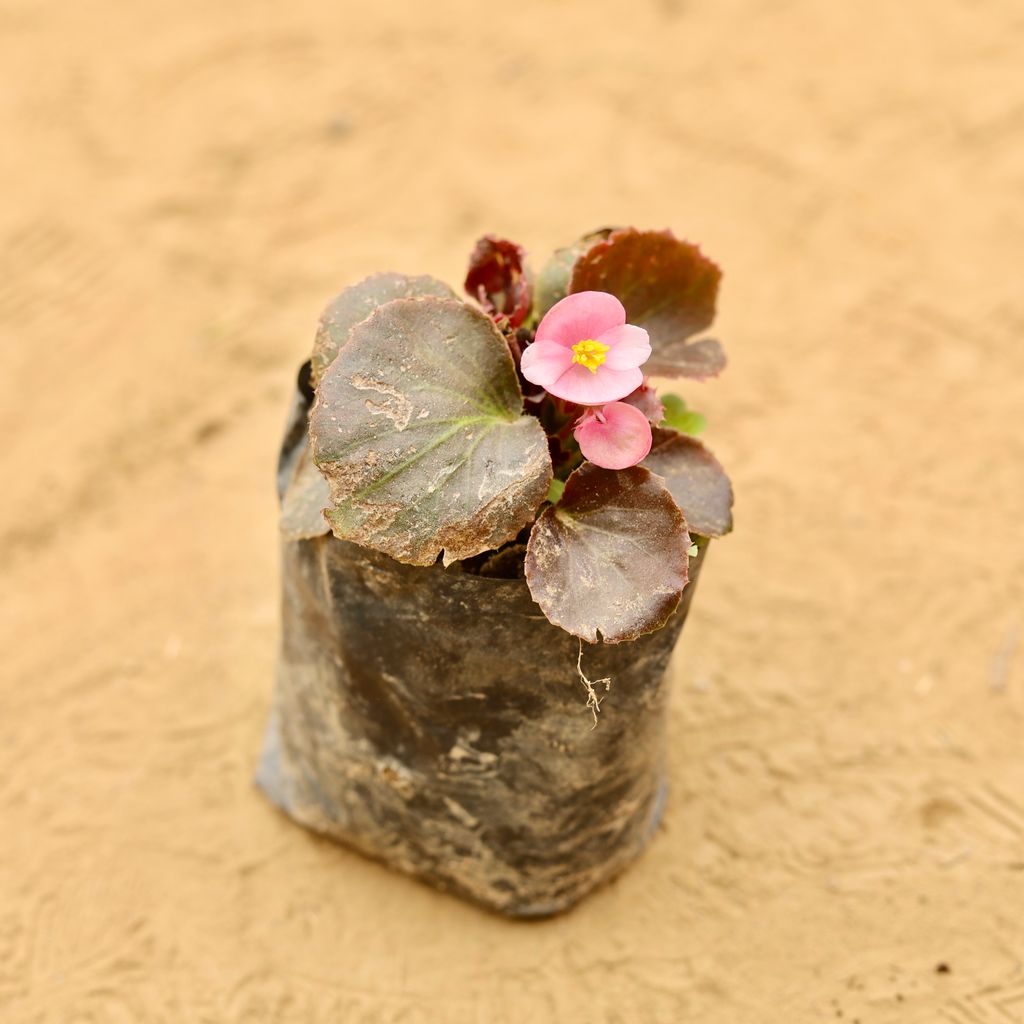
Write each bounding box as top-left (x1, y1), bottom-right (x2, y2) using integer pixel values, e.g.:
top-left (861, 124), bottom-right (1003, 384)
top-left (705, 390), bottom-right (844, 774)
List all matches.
top-left (571, 338), bottom-right (609, 374)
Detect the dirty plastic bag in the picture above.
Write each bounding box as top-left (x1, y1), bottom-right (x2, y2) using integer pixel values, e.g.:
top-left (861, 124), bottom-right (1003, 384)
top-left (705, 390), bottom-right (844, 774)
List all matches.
top-left (256, 365), bottom-right (707, 916)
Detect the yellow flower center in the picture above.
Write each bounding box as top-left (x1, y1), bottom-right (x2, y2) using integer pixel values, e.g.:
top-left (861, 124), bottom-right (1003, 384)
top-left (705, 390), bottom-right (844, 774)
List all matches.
top-left (571, 338), bottom-right (609, 374)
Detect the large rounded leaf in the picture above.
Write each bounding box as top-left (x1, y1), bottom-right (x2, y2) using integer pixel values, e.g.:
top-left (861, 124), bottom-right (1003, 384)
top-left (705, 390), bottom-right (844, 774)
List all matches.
top-left (642, 428), bottom-right (734, 538)
top-left (569, 228), bottom-right (725, 379)
top-left (310, 297), bottom-right (552, 566)
top-left (525, 463), bottom-right (690, 643)
top-left (310, 272), bottom-right (456, 385)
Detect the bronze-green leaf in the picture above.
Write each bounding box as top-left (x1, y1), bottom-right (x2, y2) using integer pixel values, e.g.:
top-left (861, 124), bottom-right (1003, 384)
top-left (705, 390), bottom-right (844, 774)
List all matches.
top-left (279, 442), bottom-right (332, 541)
top-left (642, 428), bottom-right (733, 537)
top-left (525, 463), bottom-right (690, 643)
top-left (310, 297), bottom-right (553, 566)
top-left (310, 272), bottom-right (456, 385)
top-left (569, 228), bottom-right (725, 379)
top-left (534, 227), bottom-right (618, 318)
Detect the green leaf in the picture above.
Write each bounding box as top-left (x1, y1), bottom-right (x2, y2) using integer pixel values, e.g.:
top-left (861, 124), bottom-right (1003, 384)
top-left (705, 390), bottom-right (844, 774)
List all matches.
top-left (673, 410), bottom-right (707, 436)
top-left (525, 463), bottom-right (691, 643)
top-left (569, 228), bottom-right (725, 379)
top-left (311, 297), bottom-right (553, 566)
top-left (660, 393), bottom-right (707, 436)
top-left (642, 428), bottom-right (734, 538)
top-left (546, 478), bottom-right (566, 505)
top-left (687, 543), bottom-right (699, 557)
top-left (310, 272), bottom-right (456, 385)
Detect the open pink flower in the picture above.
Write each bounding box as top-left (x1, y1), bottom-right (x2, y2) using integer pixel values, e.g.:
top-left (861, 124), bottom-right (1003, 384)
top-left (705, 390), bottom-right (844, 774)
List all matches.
top-left (521, 291), bottom-right (651, 405)
top-left (574, 402), bottom-right (653, 470)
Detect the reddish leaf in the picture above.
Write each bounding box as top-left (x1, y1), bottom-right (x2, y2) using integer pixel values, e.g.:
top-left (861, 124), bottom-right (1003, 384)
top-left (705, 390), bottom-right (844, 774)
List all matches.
top-left (310, 272), bottom-right (456, 385)
top-left (525, 463), bottom-right (690, 643)
top-left (642, 428), bottom-right (733, 537)
top-left (464, 236), bottom-right (532, 329)
top-left (311, 297), bottom-right (552, 566)
top-left (569, 228), bottom-right (725, 379)
top-left (621, 382), bottom-right (665, 424)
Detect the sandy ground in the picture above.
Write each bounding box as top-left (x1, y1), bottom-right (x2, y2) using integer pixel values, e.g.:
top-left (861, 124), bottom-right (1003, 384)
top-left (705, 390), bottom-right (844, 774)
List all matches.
top-left (2, 0), bottom-right (1024, 1020)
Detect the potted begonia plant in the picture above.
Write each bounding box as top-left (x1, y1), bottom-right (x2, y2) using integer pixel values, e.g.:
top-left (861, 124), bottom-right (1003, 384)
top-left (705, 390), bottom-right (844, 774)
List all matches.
top-left (257, 227), bottom-right (734, 916)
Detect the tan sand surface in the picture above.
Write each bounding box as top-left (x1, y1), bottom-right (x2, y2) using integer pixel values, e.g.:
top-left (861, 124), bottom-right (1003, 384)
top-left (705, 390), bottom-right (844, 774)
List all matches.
top-left (2, 0), bottom-right (1024, 1020)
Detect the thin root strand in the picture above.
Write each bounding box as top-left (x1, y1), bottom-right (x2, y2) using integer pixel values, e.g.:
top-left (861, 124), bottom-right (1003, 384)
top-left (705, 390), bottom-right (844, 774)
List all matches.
top-left (577, 638), bottom-right (612, 729)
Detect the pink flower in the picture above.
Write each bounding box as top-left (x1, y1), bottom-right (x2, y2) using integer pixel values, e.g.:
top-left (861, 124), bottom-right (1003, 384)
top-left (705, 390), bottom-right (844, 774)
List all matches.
top-left (574, 402), bottom-right (653, 470)
top-left (520, 291), bottom-right (651, 405)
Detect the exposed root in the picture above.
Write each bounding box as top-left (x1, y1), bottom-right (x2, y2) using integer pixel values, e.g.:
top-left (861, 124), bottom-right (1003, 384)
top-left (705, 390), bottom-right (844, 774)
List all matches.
top-left (577, 638), bottom-right (612, 729)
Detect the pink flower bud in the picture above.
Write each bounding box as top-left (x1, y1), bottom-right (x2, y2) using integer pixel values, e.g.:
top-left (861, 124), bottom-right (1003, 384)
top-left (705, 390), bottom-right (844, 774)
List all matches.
top-left (573, 402), bottom-right (653, 470)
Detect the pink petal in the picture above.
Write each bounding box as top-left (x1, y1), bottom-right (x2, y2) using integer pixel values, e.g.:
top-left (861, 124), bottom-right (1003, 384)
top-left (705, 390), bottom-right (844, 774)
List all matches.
top-left (535, 291), bottom-right (626, 348)
top-left (574, 402), bottom-right (653, 470)
top-left (545, 363), bottom-right (643, 405)
top-left (598, 323), bottom-right (651, 370)
top-left (520, 339), bottom-right (574, 389)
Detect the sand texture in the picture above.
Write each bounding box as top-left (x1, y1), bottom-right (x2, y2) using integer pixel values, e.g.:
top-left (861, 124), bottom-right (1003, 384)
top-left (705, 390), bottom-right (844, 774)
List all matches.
top-left (2, 1), bottom-right (1023, 1021)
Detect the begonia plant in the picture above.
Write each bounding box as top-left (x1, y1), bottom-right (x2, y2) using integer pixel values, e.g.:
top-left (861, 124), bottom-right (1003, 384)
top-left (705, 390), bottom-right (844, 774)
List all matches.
top-left (302, 227), bottom-right (734, 643)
